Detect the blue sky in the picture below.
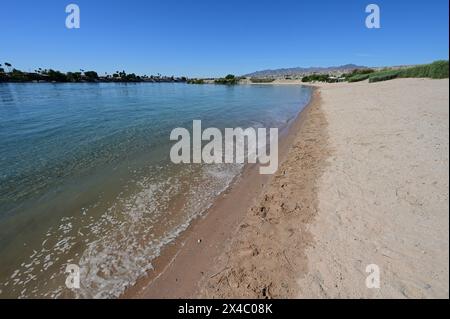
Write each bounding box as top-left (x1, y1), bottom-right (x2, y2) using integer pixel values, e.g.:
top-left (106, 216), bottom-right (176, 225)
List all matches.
top-left (1, 0), bottom-right (448, 77)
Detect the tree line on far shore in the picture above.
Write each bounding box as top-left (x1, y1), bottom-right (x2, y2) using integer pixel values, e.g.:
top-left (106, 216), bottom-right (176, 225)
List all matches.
top-left (0, 64), bottom-right (243, 86)
top-left (0, 63), bottom-right (187, 83)
top-left (2, 60), bottom-right (448, 85)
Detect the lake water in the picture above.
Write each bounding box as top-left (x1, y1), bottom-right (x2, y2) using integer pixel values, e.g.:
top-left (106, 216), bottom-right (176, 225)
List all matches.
top-left (0, 82), bottom-right (311, 298)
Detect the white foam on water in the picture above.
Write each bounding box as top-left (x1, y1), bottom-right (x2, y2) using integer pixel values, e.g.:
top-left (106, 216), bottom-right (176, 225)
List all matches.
top-left (0, 162), bottom-right (242, 299)
top-left (75, 163), bottom-right (241, 299)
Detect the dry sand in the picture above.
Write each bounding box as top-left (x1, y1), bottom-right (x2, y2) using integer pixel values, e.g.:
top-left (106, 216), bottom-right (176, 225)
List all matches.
top-left (201, 78), bottom-right (449, 298)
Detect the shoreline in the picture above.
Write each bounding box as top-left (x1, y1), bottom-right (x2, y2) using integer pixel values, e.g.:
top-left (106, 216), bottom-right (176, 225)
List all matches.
top-left (123, 78), bottom-right (449, 299)
top-left (121, 85), bottom-right (317, 298)
top-left (202, 78), bottom-right (449, 298)
top-left (200, 87), bottom-right (328, 297)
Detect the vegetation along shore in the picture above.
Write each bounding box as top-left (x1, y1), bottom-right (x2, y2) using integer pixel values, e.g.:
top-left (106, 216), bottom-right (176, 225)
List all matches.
top-left (2, 60), bottom-right (447, 85)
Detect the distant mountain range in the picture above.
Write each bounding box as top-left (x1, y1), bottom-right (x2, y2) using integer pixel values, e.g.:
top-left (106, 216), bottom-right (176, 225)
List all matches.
top-left (244, 64), bottom-right (369, 77)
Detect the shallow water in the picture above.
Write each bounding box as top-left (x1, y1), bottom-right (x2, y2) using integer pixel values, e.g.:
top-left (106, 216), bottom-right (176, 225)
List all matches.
top-left (0, 82), bottom-right (311, 298)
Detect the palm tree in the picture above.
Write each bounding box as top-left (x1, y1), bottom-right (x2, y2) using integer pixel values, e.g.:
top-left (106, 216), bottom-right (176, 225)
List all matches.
top-left (4, 62), bottom-right (12, 72)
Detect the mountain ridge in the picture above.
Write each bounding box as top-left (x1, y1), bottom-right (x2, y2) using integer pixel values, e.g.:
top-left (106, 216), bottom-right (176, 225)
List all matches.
top-left (243, 64), bottom-right (369, 77)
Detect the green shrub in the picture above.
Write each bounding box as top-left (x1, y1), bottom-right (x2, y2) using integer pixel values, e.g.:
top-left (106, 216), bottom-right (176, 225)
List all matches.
top-left (67, 72), bottom-right (82, 82)
top-left (367, 60), bottom-right (449, 83)
top-left (342, 68), bottom-right (374, 80)
top-left (368, 70), bottom-right (400, 83)
top-left (9, 69), bottom-right (29, 82)
top-left (347, 74), bottom-right (370, 82)
top-left (215, 75), bottom-right (239, 85)
top-left (398, 65), bottom-right (430, 78)
top-left (302, 74), bottom-right (330, 82)
top-left (187, 78), bottom-right (205, 84)
top-left (44, 69), bottom-right (69, 82)
top-left (250, 77), bottom-right (275, 83)
top-left (428, 60), bottom-right (449, 79)
top-left (355, 68), bottom-right (375, 75)
top-left (397, 60), bottom-right (448, 79)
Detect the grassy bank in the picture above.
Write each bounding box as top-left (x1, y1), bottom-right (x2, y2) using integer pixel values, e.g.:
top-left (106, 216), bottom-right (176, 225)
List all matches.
top-left (296, 60), bottom-right (449, 84)
top-left (368, 60), bottom-right (449, 83)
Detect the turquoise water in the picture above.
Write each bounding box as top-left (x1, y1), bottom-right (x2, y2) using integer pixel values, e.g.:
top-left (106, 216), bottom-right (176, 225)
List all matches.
top-left (0, 83), bottom-right (311, 298)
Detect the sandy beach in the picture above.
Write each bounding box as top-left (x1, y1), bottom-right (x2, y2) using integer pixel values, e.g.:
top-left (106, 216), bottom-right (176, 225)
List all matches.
top-left (128, 78), bottom-right (449, 299)
top-left (297, 78), bottom-right (449, 298)
top-left (2, 0), bottom-right (448, 304)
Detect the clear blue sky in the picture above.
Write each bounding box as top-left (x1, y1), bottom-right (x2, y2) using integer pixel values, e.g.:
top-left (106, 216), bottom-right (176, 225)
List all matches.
top-left (1, 0), bottom-right (448, 77)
